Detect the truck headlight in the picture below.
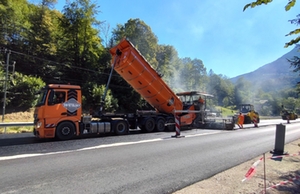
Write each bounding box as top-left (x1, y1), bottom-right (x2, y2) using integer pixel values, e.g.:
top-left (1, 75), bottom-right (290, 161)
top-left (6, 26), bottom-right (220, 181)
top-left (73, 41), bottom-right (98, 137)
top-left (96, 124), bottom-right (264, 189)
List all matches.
top-left (36, 121), bottom-right (42, 129)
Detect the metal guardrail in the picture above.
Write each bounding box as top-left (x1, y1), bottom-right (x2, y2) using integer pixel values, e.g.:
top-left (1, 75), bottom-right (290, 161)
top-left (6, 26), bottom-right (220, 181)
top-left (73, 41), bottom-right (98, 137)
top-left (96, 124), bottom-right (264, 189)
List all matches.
top-left (0, 122), bottom-right (34, 127)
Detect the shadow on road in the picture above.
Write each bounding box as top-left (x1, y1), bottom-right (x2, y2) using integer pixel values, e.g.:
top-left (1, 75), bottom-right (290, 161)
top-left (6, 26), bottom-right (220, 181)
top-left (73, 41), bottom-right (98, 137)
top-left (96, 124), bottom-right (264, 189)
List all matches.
top-left (0, 136), bottom-right (51, 147)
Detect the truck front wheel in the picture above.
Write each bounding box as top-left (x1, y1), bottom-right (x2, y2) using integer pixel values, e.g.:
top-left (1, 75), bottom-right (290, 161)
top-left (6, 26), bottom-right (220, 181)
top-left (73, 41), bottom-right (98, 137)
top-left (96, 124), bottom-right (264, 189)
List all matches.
top-left (56, 122), bottom-right (75, 140)
top-left (114, 120), bottom-right (128, 135)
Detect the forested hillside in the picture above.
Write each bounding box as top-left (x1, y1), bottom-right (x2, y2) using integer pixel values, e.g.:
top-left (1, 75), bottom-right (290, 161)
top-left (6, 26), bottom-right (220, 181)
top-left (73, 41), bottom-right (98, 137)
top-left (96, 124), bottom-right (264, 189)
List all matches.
top-left (0, 0), bottom-right (300, 116)
top-left (231, 45), bottom-right (300, 91)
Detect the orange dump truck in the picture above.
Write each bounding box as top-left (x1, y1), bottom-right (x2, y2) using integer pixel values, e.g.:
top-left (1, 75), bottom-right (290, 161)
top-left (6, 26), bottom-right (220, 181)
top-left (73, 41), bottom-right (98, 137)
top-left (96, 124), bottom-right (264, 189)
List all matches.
top-left (109, 39), bottom-right (183, 114)
top-left (33, 39), bottom-right (222, 140)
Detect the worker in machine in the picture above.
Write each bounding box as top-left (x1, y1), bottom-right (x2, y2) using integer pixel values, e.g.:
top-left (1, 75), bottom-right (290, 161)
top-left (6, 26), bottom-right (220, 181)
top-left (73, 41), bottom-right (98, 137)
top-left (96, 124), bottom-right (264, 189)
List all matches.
top-left (198, 96), bottom-right (205, 110)
top-left (198, 96), bottom-right (205, 123)
top-left (248, 110), bottom-right (258, 128)
top-left (56, 93), bottom-right (65, 103)
top-left (237, 112), bottom-right (244, 129)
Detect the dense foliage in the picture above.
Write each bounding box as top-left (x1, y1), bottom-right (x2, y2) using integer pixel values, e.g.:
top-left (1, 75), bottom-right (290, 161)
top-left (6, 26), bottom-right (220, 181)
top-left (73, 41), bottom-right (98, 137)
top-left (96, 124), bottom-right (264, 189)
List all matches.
top-left (0, 0), bottom-right (299, 115)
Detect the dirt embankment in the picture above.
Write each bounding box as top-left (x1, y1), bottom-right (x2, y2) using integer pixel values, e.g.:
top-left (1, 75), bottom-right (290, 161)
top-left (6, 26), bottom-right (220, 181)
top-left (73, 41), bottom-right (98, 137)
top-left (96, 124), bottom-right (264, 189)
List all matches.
top-left (0, 110), bottom-right (34, 134)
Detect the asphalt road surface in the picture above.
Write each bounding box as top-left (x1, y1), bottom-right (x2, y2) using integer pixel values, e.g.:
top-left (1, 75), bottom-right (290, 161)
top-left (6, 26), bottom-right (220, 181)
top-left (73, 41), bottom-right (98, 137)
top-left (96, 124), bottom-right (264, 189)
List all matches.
top-left (0, 119), bottom-right (299, 194)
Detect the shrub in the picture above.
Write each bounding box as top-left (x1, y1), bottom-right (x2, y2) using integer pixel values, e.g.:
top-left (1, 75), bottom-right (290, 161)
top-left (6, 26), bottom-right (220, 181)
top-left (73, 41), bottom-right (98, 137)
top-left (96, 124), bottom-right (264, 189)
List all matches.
top-left (6, 72), bottom-right (45, 110)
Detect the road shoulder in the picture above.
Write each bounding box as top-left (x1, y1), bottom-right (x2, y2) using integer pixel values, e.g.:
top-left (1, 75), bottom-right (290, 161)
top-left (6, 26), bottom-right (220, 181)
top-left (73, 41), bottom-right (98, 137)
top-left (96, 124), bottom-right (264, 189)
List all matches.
top-left (174, 139), bottom-right (300, 194)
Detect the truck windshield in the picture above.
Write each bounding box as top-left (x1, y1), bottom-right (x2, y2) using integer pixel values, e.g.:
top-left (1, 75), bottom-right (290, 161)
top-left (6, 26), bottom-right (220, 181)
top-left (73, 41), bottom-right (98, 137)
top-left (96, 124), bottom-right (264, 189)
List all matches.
top-left (35, 89), bottom-right (48, 107)
top-left (240, 105), bottom-right (250, 113)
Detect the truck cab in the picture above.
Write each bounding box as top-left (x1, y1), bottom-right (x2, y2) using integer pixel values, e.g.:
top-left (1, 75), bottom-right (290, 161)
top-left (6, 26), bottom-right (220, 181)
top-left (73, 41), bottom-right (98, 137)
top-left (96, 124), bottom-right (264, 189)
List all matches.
top-left (33, 84), bottom-right (82, 139)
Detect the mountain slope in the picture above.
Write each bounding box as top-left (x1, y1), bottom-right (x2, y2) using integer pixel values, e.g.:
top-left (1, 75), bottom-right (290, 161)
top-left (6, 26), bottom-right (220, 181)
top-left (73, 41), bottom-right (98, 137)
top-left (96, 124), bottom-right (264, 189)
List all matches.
top-left (230, 45), bottom-right (300, 91)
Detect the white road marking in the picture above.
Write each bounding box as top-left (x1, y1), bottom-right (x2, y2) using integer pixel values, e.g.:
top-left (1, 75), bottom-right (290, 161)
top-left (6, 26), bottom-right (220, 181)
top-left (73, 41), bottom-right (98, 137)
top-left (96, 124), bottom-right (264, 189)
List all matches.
top-left (0, 131), bottom-right (221, 161)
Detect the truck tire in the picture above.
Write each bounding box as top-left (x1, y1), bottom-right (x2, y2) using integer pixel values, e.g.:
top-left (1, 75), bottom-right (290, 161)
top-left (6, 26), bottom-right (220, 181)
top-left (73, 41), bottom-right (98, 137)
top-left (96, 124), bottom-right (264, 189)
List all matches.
top-left (55, 122), bottom-right (75, 140)
top-left (113, 120), bottom-right (128, 135)
top-left (166, 118), bottom-right (175, 131)
top-left (155, 118), bottom-right (165, 132)
top-left (142, 117), bottom-right (155, 132)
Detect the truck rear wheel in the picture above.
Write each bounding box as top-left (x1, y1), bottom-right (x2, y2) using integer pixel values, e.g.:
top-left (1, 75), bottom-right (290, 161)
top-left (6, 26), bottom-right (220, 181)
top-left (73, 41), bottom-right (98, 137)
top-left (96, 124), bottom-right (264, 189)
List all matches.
top-left (166, 118), bottom-right (175, 131)
top-left (56, 122), bottom-right (75, 140)
top-left (155, 118), bottom-right (165, 132)
top-left (142, 117), bottom-right (155, 132)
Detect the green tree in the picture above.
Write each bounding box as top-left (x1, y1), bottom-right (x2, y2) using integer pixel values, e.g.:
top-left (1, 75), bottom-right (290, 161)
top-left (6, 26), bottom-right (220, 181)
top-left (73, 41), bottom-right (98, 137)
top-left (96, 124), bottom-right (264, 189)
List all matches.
top-left (280, 96), bottom-right (300, 115)
top-left (58, 0), bottom-right (104, 85)
top-left (110, 19), bottom-right (160, 110)
top-left (264, 98), bottom-right (282, 116)
top-left (0, 0), bottom-right (64, 83)
top-left (220, 78), bottom-right (235, 107)
top-left (90, 84), bottom-right (118, 113)
top-left (155, 45), bottom-right (178, 85)
top-left (179, 58), bottom-right (194, 91)
top-left (179, 58), bottom-right (207, 91)
top-left (8, 72), bottom-right (45, 110)
top-left (24, 1), bottom-right (60, 78)
top-left (112, 18), bottom-right (159, 68)
top-left (27, 0), bottom-right (57, 55)
top-left (233, 77), bottom-right (252, 106)
top-left (0, 0), bottom-right (12, 46)
top-left (159, 46), bottom-right (185, 92)
top-left (207, 72), bottom-right (234, 106)
top-left (0, 0), bottom-right (31, 48)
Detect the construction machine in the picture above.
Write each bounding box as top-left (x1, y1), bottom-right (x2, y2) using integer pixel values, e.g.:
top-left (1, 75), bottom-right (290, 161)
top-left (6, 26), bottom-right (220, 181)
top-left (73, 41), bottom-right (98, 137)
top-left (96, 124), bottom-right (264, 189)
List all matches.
top-left (237, 104), bottom-right (260, 124)
top-left (33, 38), bottom-right (234, 140)
top-left (281, 109), bottom-right (298, 120)
top-left (176, 91), bottom-right (235, 129)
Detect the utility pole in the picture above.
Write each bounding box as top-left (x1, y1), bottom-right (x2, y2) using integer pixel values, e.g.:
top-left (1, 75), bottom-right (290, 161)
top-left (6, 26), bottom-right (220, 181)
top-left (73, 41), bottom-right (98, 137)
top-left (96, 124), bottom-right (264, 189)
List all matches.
top-left (1, 49), bottom-right (15, 133)
top-left (2, 50), bottom-right (10, 124)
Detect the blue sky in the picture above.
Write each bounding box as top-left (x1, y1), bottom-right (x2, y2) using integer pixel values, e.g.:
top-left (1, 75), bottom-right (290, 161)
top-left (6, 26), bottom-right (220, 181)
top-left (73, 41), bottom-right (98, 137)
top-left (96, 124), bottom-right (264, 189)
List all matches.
top-left (31, 0), bottom-right (300, 78)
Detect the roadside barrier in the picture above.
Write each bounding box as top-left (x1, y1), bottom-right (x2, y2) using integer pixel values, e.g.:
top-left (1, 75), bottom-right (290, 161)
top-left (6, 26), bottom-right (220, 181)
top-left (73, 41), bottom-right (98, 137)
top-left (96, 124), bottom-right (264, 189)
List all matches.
top-left (175, 115), bottom-right (180, 136)
top-left (266, 175), bottom-right (300, 190)
top-left (242, 152), bottom-right (300, 182)
top-left (253, 116), bottom-right (258, 127)
top-left (171, 114), bottom-right (184, 138)
top-left (0, 122), bottom-right (33, 127)
top-left (0, 122), bottom-right (34, 134)
top-left (242, 157), bottom-right (263, 182)
top-left (242, 152), bottom-right (300, 193)
top-left (268, 152), bottom-right (300, 159)
top-left (287, 115), bottom-right (290, 124)
top-left (171, 110), bottom-right (197, 138)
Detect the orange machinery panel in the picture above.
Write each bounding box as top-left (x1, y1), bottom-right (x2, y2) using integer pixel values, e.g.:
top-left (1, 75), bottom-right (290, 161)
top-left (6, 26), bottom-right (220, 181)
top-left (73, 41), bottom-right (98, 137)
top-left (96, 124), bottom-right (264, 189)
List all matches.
top-left (110, 39), bottom-right (183, 114)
